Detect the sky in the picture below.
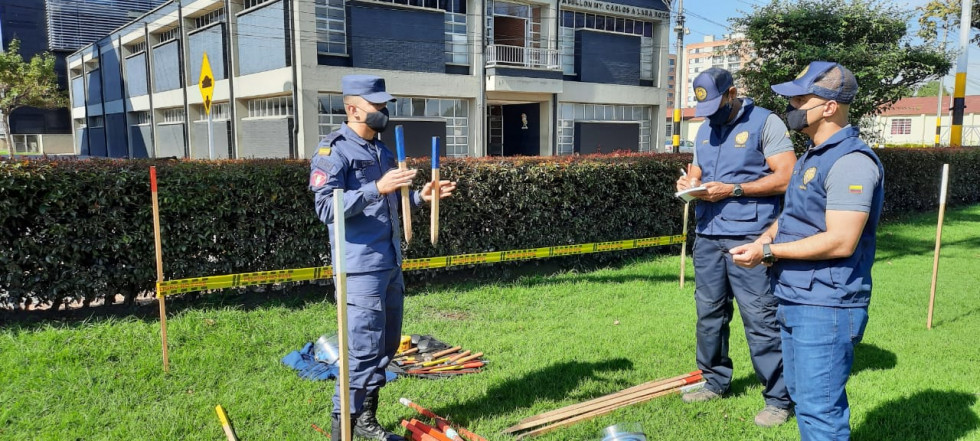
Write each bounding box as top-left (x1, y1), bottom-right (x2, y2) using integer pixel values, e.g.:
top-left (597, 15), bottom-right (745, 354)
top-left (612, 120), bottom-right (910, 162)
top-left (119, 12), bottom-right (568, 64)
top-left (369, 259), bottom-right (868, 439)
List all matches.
top-left (667, 0), bottom-right (980, 95)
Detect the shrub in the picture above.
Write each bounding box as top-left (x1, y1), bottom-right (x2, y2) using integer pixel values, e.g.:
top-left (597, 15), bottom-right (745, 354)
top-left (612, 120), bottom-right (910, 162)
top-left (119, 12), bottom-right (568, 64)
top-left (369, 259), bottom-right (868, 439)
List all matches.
top-left (2, 147), bottom-right (976, 309)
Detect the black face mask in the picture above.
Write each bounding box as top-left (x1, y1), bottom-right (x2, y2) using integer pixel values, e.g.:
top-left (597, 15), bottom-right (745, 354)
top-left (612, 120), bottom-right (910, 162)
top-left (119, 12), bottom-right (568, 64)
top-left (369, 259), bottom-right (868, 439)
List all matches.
top-left (364, 107), bottom-right (390, 133)
top-left (784, 102), bottom-right (826, 132)
top-left (708, 100), bottom-right (733, 127)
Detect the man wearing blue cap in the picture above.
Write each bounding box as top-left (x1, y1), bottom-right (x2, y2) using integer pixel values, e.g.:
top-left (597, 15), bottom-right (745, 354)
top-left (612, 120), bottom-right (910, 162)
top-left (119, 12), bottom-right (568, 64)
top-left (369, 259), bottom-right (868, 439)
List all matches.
top-left (675, 67), bottom-right (796, 427)
top-left (732, 61), bottom-right (884, 441)
top-left (310, 74), bottom-right (456, 440)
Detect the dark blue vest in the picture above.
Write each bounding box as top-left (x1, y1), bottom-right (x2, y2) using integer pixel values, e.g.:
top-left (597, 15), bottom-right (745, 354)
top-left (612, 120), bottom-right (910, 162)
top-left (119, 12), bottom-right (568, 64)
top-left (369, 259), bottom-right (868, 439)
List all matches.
top-left (773, 126), bottom-right (884, 307)
top-left (694, 98), bottom-right (782, 236)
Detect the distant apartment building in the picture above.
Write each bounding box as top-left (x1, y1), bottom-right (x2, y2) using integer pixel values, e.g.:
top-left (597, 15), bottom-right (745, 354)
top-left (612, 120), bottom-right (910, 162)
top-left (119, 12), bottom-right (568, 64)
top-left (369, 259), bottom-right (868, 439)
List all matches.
top-left (0, 0), bottom-right (166, 155)
top-left (681, 33), bottom-right (748, 108)
top-left (66, 0), bottom-right (676, 159)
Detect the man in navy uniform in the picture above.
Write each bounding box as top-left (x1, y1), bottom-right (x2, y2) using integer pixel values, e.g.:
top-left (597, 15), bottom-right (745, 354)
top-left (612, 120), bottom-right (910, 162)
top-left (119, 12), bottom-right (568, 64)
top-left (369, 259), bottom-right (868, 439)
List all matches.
top-left (732, 61), bottom-right (884, 441)
top-left (675, 67), bottom-right (796, 426)
top-left (310, 74), bottom-right (455, 440)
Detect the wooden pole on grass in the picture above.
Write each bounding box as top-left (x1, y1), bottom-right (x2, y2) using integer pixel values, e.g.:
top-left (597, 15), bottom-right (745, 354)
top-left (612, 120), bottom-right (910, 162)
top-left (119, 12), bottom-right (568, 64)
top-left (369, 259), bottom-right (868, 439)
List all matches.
top-left (680, 201), bottom-right (689, 288)
top-left (927, 163), bottom-right (950, 329)
top-left (332, 188), bottom-right (352, 441)
top-left (215, 405), bottom-right (239, 441)
top-left (150, 166), bottom-right (169, 372)
top-left (430, 137), bottom-right (441, 245)
top-left (395, 126), bottom-right (413, 244)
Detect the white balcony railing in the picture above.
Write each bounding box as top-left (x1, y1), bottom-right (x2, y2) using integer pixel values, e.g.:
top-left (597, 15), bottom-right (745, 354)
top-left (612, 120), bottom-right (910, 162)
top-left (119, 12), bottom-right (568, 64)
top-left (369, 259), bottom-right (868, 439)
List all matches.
top-left (486, 44), bottom-right (561, 70)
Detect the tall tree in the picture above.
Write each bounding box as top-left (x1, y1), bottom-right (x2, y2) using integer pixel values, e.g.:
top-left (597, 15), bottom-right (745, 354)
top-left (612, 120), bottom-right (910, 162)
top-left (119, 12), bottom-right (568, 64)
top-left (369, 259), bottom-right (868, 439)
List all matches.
top-left (0, 39), bottom-right (66, 159)
top-left (730, 0), bottom-right (951, 128)
top-left (914, 80), bottom-right (950, 97)
top-left (917, 0), bottom-right (980, 46)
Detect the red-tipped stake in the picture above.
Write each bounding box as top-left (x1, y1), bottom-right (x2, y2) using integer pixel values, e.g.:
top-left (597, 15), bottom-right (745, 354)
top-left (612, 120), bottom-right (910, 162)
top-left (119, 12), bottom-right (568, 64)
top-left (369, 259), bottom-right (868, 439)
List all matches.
top-left (399, 398), bottom-right (485, 441)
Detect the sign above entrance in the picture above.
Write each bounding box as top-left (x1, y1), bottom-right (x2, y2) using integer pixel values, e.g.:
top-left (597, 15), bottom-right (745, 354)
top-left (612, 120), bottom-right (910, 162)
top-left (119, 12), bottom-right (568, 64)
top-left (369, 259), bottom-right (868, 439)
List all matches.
top-left (559, 0), bottom-right (670, 20)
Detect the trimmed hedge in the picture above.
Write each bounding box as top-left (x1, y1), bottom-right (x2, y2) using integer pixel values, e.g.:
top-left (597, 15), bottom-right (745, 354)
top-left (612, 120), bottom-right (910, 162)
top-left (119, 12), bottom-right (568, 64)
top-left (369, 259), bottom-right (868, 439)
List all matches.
top-left (1, 148), bottom-right (977, 309)
top-left (0, 154), bottom-right (687, 309)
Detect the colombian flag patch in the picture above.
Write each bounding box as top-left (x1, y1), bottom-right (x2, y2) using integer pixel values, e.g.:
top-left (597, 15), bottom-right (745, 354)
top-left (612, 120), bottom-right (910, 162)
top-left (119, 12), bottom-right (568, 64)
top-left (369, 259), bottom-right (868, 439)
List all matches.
top-left (849, 185), bottom-right (863, 194)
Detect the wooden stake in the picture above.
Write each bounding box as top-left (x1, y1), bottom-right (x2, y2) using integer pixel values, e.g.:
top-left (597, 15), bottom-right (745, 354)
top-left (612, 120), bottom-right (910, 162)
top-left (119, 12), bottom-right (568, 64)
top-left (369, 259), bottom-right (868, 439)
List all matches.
top-left (395, 126), bottom-right (413, 244)
top-left (680, 201), bottom-right (690, 288)
top-left (150, 166), bottom-right (169, 372)
top-left (513, 386), bottom-right (687, 440)
top-left (431, 137), bottom-right (440, 245)
top-left (504, 372), bottom-right (701, 434)
top-left (215, 405), bottom-right (238, 441)
top-left (333, 189), bottom-right (352, 441)
top-left (928, 163), bottom-right (950, 329)
top-left (507, 370), bottom-right (700, 431)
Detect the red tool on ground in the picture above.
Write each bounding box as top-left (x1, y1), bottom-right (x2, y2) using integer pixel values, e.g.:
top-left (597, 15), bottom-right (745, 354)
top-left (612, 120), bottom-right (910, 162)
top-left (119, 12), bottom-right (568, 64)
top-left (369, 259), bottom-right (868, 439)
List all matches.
top-left (402, 420), bottom-right (440, 441)
top-left (410, 419), bottom-right (454, 441)
top-left (399, 398), bottom-right (486, 441)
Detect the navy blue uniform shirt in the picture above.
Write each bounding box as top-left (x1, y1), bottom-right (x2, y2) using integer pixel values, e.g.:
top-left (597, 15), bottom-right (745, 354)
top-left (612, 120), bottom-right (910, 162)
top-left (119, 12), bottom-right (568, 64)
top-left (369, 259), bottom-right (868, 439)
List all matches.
top-left (310, 123), bottom-right (422, 273)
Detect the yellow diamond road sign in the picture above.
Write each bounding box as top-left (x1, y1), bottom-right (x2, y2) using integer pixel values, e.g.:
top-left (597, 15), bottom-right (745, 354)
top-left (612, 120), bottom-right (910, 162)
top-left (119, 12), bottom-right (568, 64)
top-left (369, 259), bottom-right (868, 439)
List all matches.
top-left (199, 52), bottom-right (214, 116)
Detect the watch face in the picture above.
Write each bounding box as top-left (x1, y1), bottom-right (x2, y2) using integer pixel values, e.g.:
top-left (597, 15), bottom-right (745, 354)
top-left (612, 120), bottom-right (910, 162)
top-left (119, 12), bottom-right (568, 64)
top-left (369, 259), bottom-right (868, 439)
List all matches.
top-left (734, 185), bottom-right (743, 196)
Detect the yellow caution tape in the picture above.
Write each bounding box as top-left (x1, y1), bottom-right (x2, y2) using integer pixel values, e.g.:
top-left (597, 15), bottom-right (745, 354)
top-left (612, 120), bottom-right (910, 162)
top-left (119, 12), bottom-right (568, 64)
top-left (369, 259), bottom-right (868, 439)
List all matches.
top-left (157, 234), bottom-right (685, 297)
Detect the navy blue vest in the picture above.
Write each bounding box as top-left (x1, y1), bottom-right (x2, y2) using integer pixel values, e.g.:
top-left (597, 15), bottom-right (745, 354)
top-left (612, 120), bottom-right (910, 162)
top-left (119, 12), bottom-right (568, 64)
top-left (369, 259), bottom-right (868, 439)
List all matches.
top-left (773, 126), bottom-right (884, 307)
top-left (694, 98), bottom-right (782, 236)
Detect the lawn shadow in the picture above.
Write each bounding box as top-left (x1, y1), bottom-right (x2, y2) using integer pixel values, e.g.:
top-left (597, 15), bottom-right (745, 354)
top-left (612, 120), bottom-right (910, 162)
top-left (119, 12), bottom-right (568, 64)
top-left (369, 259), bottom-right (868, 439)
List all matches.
top-left (875, 233), bottom-right (980, 262)
top-left (933, 305), bottom-right (980, 327)
top-left (875, 207), bottom-right (980, 262)
top-left (852, 343), bottom-right (897, 375)
top-left (0, 282), bottom-right (333, 331)
top-left (431, 358), bottom-right (633, 425)
top-left (726, 343), bottom-right (895, 398)
top-left (852, 390), bottom-right (979, 441)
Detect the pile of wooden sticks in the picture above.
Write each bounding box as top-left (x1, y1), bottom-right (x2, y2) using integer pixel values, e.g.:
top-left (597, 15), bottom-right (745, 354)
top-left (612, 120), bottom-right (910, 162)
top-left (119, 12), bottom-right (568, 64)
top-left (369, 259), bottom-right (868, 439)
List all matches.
top-left (502, 370), bottom-right (704, 439)
top-left (396, 345), bottom-right (485, 376)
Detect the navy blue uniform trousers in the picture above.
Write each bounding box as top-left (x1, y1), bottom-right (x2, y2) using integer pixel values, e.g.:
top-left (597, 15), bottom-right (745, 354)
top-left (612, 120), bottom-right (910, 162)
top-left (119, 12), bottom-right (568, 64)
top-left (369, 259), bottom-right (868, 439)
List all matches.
top-left (693, 235), bottom-right (790, 408)
top-left (332, 267), bottom-right (404, 416)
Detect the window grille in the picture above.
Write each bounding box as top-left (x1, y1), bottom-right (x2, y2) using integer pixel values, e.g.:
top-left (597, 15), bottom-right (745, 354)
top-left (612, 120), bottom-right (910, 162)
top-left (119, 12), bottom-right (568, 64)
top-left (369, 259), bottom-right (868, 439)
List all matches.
top-left (195, 8), bottom-right (225, 28)
top-left (161, 108), bottom-right (185, 124)
top-left (247, 96), bottom-right (293, 118)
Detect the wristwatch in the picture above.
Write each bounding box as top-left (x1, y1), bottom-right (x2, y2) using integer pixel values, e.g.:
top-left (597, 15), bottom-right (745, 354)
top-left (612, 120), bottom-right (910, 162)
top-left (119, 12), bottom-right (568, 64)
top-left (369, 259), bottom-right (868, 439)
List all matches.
top-left (732, 183), bottom-right (744, 197)
top-left (762, 243), bottom-right (775, 265)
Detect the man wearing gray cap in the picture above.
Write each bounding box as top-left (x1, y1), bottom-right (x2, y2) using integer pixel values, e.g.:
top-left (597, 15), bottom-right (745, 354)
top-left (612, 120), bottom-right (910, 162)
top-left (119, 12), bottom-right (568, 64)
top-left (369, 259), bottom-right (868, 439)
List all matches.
top-left (732, 61), bottom-right (884, 441)
top-left (310, 74), bottom-right (455, 440)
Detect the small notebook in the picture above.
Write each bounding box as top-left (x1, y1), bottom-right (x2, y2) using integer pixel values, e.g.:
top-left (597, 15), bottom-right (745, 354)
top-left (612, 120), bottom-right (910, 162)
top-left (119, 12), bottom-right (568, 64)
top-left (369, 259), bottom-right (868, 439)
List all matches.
top-left (675, 186), bottom-right (708, 202)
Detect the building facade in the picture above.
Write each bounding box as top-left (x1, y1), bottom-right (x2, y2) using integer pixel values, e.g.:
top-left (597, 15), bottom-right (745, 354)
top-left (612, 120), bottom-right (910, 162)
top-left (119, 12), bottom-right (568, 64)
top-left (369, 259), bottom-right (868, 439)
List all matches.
top-left (0, 0), bottom-right (166, 155)
top-left (681, 33), bottom-right (747, 108)
top-left (66, 0), bottom-right (673, 159)
top-left (871, 95), bottom-right (980, 146)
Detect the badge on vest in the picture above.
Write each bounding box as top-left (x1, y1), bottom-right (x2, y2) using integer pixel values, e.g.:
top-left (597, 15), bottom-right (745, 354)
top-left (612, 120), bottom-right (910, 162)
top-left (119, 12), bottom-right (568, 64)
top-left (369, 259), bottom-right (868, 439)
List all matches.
top-left (734, 131), bottom-right (749, 147)
top-left (800, 166), bottom-right (817, 190)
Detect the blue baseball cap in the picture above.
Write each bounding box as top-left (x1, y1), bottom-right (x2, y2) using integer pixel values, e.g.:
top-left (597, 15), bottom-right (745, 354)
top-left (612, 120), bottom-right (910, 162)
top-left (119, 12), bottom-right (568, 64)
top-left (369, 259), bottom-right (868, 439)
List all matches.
top-left (341, 74), bottom-right (395, 104)
top-left (771, 61), bottom-right (858, 104)
top-left (692, 67), bottom-right (734, 117)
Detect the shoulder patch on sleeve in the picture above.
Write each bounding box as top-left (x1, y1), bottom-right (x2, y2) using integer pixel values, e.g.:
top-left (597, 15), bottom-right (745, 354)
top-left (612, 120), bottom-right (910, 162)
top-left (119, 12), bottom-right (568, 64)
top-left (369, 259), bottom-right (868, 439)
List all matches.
top-left (318, 147), bottom-right (331, 156)
top-left (310, 169), bottom-right (327, 188)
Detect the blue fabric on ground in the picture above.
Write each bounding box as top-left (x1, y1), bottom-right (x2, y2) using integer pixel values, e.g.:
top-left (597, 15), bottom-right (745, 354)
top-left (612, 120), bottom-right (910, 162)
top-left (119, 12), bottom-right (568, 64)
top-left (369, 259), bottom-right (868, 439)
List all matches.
top-left (282, 342), bottom-right (397, 382)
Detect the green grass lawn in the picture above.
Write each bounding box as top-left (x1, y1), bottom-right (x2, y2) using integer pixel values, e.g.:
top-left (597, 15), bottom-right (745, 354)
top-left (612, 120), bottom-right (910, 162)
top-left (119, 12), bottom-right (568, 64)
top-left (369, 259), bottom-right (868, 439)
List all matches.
top-left (2, 206), bottom-right (979, 440)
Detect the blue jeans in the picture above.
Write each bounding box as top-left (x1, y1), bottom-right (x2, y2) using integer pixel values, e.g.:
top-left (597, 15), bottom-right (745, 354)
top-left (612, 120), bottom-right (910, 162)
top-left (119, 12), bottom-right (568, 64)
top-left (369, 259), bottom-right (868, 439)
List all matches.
top-left (778, 303), bottom-right (868, 441)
